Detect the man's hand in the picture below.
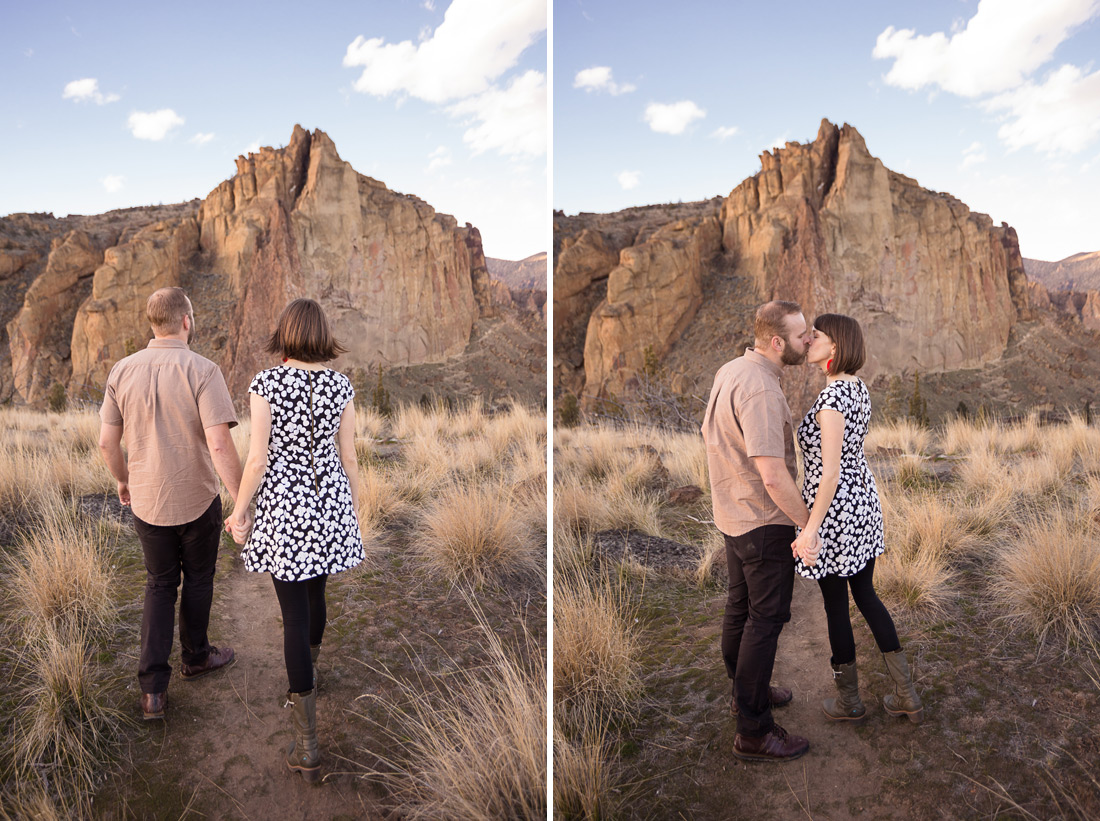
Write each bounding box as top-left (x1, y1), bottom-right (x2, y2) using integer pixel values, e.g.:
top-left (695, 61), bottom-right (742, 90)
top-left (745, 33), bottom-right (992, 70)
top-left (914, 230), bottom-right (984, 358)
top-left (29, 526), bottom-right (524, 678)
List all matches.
top-left (224, 509), bottom-right (253, 545)
top-left (117, 481), bottom-right (131, 506)
top-left (792, 528), bottom-right (821, 566)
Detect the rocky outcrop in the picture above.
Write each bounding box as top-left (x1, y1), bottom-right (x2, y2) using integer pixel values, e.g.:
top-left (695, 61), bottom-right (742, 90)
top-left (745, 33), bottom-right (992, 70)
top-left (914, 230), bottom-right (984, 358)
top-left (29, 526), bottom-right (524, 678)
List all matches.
top-left (583, 216), bottom-right (721, 398)
top-left (71, 219), bottom-right (200, 396)
top-left (555, 120), bottom-right (1036, 413)
top-left (1026, 280), bottom-right (1052, 311)
top-left (7, 231), bottom-right (101, 401)
top-left (486, 253), bottom-right (547, 290)
top-left (1025, 250), bottom-right (1100, 292)
top-left (12, 125), bottom-right (495, 403)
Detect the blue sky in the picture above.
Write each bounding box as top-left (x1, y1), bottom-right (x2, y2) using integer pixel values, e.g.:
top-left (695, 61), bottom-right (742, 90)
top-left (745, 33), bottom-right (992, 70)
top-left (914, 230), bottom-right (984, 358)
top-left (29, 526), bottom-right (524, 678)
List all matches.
top-left (555, 0), bottom-right (1100, 261)
top-left (1, 0), bottom-right (546, 260)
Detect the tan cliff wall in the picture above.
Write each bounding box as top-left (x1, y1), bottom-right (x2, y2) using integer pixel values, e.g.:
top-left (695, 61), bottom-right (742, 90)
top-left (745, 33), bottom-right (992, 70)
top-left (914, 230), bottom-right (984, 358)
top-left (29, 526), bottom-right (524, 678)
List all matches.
top-left (8, 126), bottom-right (493, 404)
top-left (556, 120), bottom-right (1033, 413)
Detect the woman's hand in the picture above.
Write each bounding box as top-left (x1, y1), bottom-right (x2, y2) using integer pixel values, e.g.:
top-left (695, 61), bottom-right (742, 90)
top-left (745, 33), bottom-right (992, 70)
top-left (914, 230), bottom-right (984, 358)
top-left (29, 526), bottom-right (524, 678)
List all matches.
top-left (793, 528), bottom-right (821, 566)
top-left (224, 509), bottom-right (252, 546)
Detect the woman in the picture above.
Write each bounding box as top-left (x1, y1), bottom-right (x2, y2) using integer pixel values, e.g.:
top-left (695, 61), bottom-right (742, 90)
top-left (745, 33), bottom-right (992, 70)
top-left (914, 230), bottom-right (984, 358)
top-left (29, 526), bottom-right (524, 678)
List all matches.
top-left (226, 298), bottom-right (364, 782)
top-left (790, 313), bottom-right (923, 724)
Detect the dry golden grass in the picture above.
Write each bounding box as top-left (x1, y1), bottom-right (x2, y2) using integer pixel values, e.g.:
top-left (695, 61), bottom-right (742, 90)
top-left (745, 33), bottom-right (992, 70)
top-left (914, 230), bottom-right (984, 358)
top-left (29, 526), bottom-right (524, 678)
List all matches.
top-left (354, 610), bottom-right (545, 820)
top-left (993, 508), bottom-right (1100, 647)
top-left (865, 418), bottom-right (931, 456)
top-left (3, 497), bottom-right (117, 640)
top-left (878, 491), bottom-right (960, 612)
top-left (553, 711), bottom-right (613, 821)
top-left (694, 529), bottom-right (726, 587)
top-left (10, 624), bottom-right (126, 817)
top-left (355, 403), bottom-right (389, 441)
top-left (356, 464), bottom-right (411, 530)
top-left (553, 570), bottom-right (640, 713)
top-left (413, 482), bottom-right (538, 585)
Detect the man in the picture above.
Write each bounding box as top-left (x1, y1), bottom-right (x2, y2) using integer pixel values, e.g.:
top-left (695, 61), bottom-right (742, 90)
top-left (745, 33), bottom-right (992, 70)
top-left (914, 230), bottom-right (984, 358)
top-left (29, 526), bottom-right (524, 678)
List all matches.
top-left (99, 287), bottom-right (248, 720)
top-left (701, 300), bottom-right (818, 762)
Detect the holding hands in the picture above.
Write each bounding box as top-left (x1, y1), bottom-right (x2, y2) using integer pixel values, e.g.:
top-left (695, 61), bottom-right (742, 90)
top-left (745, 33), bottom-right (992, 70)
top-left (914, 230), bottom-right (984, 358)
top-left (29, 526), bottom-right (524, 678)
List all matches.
top-left (792, 527), bottom-right (822, 567)
top-left (225, 508), bottom-right (253, 546)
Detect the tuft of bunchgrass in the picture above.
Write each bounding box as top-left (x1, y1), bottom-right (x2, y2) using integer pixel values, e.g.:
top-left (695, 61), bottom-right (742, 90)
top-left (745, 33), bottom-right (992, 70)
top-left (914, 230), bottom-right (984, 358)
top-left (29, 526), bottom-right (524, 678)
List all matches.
top-left (694, 529), bottom-right (726, 587)
top-left (413, 482), bottom-right (538, 585)
top-left (4, 496), bottom-right (117, 641)
top-left (353, 608), bottom-right (545, 820)
top-left (865, 418), bottom-right (931, 456)
top-left (10, 624), bottom-right (127, 817)
top-left (553, 571), bottom-right (640, 713)
top-left (992, 508), bottom-right (1100, 648)
top-left (553, 710), bottom-right (614, 821)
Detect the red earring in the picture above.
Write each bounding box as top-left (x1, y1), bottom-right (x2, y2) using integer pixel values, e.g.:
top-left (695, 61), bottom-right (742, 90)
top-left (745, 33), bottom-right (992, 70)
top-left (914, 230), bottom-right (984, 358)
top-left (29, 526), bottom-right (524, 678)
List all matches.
top-left (826, 358), bottom-right (834, 372)
top-left (283, 357), bottom-right (288, 363)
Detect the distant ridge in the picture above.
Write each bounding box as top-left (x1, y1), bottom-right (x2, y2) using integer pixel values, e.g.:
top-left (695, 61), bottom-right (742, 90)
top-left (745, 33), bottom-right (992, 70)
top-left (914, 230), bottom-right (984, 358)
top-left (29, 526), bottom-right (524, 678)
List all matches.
top-left (486, 253), bottom-right (546, 291)
top-left (1024, 251), bottom-right (1100, 292)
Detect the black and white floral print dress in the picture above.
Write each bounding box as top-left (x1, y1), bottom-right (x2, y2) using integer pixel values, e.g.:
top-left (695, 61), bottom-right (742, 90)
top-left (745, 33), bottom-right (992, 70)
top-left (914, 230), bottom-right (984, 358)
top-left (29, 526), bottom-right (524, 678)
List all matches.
top-left (242, 366), bottom-right (364, 582)
top-left (795, 378), bottom-right (885, 580)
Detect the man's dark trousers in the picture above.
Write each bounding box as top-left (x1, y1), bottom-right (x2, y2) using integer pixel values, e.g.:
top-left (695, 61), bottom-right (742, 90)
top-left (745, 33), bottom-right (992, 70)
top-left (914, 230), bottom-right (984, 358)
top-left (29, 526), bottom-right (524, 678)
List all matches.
top-left (134, 496), bottom-right (222, 693)
top-left (722, 524), bottom-right (796, 737)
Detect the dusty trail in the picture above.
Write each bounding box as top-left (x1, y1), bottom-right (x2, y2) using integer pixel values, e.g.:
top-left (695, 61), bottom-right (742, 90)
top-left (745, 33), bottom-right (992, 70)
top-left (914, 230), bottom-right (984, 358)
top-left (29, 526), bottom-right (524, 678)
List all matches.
top-left (111, 556), bottom-right (384, 820)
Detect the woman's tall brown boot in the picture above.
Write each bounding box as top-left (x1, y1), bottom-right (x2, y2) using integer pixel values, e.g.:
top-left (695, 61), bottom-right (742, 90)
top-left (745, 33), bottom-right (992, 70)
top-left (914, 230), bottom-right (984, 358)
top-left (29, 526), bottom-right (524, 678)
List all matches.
top-left (285, 689), bottom-right (321, 783)
top-left (882, 650), bottom-right (924, 724)
top-left (822, 660), bottom-right (866, 721)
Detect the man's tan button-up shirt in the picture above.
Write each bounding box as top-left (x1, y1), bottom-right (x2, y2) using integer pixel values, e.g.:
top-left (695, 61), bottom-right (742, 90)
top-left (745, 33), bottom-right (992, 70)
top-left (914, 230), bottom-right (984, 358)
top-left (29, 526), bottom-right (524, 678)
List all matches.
top-left (701, 348), bottom-right (797, 537)
top-left (100, 339), bottom-right (238, 526)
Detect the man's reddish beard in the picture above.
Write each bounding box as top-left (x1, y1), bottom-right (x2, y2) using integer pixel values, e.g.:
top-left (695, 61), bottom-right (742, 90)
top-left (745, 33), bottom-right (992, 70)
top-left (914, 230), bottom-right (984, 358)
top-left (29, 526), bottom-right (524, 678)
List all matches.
top-left (780, 335), bottom-right (807, 366)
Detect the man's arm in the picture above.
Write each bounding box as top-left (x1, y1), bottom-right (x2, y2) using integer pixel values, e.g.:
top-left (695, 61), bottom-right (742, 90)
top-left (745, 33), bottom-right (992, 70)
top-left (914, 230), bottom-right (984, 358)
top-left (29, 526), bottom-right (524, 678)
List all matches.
top-left (98, 421), bottom-right (130, 505)
top-left (205, 423), bottom-right (243, 504)
top-left (752, 455), bottom-right (811, 529)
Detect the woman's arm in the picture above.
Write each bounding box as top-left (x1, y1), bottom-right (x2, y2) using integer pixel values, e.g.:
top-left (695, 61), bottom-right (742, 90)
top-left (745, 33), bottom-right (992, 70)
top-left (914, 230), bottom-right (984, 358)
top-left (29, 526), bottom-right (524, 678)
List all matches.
top-left (336, 399), bottom-right (358, 512)
top-left (792, 407), bottom-right (844, 562)
top-left (226, 392), bottom-right (272, 536)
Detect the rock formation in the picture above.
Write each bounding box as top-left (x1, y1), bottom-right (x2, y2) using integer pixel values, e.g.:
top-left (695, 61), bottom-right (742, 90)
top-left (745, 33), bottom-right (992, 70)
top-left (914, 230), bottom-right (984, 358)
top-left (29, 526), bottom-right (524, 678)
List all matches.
top-left (7, 126), bottom-right (503, 404)
top-left (556, 120), bottom-right (1034, 412)
top-left (1024, 251), bottom-right (1100, 292)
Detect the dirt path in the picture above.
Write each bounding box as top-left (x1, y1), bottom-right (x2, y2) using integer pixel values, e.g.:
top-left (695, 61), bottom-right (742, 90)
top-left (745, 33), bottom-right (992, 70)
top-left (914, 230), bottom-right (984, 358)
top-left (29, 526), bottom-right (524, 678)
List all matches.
top-left (107, 555), bottom-right (386, 820)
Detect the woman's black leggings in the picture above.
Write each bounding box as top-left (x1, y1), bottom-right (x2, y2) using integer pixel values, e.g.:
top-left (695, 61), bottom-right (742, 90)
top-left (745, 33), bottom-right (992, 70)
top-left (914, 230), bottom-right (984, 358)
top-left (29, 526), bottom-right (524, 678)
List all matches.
top-left (816, 558), bottom-right (900, 665)
top-left (271, 574), bottom-right (328, 694)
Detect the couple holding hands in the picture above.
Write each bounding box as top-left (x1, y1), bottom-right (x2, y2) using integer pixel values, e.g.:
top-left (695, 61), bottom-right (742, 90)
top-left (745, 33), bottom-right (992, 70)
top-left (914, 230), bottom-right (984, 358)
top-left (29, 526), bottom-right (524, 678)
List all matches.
top-left (702, 300), bottom-right (923, 763)
top-left (99, 288), bottom-right (363, 783)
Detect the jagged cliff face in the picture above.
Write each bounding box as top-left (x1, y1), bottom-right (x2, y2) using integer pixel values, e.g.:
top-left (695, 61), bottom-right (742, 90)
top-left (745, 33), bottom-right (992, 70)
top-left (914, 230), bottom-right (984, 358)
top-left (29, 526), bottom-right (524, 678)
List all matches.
top-left (556, 120), bottom-right (1033, 412)
top-left (7, 126), bottom-right (493, 403)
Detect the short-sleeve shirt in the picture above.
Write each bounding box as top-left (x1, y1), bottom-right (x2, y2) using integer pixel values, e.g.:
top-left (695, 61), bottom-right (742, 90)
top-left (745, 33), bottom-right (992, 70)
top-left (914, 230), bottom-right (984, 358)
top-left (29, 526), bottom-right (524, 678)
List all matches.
top-left (100, 339), bottom-right (238, 526)
top-left (701, 349), bottom-right (798, 537)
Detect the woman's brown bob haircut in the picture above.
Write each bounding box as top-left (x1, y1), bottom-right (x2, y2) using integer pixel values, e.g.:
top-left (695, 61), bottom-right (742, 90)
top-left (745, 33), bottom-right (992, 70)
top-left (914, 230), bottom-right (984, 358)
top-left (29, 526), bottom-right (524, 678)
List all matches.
top-left (814, 313), bottom-right (865, 375)
top-left (265, 298), bottom-right (347, 363)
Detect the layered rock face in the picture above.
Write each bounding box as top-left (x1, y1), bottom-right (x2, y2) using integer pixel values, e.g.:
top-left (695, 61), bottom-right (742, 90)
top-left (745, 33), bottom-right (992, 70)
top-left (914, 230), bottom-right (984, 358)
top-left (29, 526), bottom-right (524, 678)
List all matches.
top-left (9, 125), bottom-right (494, 404)
top-left (557, 120), bottom-right (1033, 411)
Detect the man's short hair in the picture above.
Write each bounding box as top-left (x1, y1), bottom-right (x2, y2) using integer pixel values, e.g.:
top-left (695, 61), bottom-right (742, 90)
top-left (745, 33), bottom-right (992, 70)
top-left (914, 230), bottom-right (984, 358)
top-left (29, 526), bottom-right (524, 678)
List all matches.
top-left (813, 313), bottom-right (866, 375)
top-left (265, 298), bottom-right (347, 363)
top-left (147, 287), bottom-right (192, 335)
top-left (754, 300), bottom-right (803, 344)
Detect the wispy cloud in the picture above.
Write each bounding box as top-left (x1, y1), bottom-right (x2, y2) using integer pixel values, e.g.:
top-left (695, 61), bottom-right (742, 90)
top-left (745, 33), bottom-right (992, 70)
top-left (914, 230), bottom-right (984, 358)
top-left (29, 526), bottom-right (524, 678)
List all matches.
top-left (63, 78), bottom-right (120, 105)
top-left (961, 140), bottom-right (988, 168)
top-left (189, 132), bottom-right (215, 147)
top-left (985, 64), bottom-right (1100, 153)
top-left (127, 109), bottom-right (184, 141)
top-left (644, 100), bottom-right (706, 135)
top-left (101, 175), bottom-right (124, 193)
top-left (573, 66), bottom-right (635, 95)
top-left (448, 69), bottom-right (546, 157)
top-left (617, 169), bottom-right (640, 190)
top-left (426, 145), bottom-right (452, 172)
top-left (711, 125), bottom-right (740, 140)
top-left (873, 0), bottom-right (1099, 98)
top-left (343, 0), bottom-right (545, 104)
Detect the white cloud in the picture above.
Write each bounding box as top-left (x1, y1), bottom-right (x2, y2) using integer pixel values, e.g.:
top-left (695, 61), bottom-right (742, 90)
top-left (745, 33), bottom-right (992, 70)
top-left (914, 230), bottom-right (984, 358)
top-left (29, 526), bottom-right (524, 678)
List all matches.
top-left (617, 170), bottom-right (640, 190)
top-left (127, 109), bottom-right (184, 141)
top-left (448, 69), bottom-right (546, 157)
top-left (423, 0), bottom-right (435, 9)
top-left (644, 100), bottom-right (706, 135)
top-left (872, 0), bottom-right (1099, 97)
top-left (189, 132), bottom-right (215, 147)
top-left (769, 132), bottom-right (792, 150)
top-left (343, 0), bottom-right (546, 104)
top-left (62, 77), bottom-right (120, 105)
top-left (984, 63), bottom-right (1100, 153)
top-left (101, 175), bottom-right (124, 193)
top-left (711, 125), bottom-right (740, 140)
top-left (961, 140), bottom-right (988, 168)
top-left (245, 141), bottom-right (261, 154)
top-left (24, 48), bottom-right (33, 58)
top-left (426, 145), bottom-right (453, 173)
top-left (573, 66), bottom-right (636, 95)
